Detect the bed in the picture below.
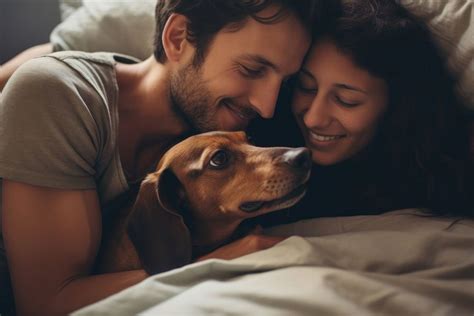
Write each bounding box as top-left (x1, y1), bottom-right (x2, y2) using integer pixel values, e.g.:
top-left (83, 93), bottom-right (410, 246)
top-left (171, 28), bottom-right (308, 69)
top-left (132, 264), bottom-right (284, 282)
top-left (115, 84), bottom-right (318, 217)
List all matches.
top-left (72, 209), bottom-right (474, 315)
top-left (6, 0), bottom-right (474, 314)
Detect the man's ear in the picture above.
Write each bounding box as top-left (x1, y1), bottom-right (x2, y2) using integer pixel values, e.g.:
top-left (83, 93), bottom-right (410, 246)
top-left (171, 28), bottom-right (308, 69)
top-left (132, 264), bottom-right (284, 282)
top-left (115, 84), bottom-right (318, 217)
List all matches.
top-left (162, 13), bottom-right (193, 62)
top-left (126, 168), bottom-right (192, 275)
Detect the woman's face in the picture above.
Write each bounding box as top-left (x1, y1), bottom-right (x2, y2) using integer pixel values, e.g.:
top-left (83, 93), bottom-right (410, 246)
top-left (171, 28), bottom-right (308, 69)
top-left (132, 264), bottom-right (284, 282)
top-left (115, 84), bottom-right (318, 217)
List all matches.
top-left (292, 39), bottom-right (389, 166)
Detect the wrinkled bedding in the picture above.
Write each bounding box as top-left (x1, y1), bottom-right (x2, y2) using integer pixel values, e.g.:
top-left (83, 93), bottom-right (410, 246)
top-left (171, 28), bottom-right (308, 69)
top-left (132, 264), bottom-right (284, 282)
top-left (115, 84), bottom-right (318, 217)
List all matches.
top-left (73, 209), bottom-right (474, 315)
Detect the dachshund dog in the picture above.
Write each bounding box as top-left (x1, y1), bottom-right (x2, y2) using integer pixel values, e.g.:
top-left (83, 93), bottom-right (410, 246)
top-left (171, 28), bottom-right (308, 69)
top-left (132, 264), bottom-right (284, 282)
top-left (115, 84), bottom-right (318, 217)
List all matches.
top-left (96, 131), bottom-right (311, 275)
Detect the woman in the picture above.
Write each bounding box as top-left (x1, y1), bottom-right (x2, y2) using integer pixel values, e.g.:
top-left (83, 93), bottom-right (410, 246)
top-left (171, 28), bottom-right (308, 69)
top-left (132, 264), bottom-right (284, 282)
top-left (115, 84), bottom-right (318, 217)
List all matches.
top-left (252, 0), bottom-right (473, 225)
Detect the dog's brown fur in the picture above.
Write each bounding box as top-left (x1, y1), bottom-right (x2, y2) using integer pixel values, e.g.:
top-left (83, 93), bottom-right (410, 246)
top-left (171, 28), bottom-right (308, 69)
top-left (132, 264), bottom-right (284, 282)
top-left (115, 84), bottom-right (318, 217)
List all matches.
top-left (95, 131), bottom-right (311, 275)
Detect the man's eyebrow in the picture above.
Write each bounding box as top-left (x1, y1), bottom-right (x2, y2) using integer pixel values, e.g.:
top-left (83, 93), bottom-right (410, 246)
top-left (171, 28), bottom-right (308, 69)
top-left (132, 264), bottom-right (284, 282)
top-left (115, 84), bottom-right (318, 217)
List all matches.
top-left (239, 54), bottom-right (279, 72)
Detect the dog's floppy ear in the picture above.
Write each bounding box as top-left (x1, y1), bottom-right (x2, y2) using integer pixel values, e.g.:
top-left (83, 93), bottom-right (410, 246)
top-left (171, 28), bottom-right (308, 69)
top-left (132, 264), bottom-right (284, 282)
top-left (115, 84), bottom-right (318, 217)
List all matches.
top-left (127, 168), bottom-right (192, 275)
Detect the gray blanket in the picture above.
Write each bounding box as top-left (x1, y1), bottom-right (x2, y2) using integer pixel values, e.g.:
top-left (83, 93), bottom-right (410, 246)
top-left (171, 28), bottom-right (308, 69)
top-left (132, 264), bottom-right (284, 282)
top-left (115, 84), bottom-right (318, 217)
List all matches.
top-left (73, 209), bottom-right (474, 316)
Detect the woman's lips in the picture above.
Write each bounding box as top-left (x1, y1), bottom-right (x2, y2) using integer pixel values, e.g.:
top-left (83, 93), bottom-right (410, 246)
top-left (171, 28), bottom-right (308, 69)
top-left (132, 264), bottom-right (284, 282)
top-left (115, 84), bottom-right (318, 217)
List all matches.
top-left (309, 131), bottom-right (345, 142)
top-left (307, 131), bottom-right (346, 149)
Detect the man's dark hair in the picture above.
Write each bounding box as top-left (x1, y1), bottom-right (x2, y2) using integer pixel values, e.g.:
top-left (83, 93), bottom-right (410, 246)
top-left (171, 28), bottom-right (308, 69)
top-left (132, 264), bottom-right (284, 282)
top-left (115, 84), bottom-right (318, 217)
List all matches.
top-left (153, 0), bottom-right (319, 64)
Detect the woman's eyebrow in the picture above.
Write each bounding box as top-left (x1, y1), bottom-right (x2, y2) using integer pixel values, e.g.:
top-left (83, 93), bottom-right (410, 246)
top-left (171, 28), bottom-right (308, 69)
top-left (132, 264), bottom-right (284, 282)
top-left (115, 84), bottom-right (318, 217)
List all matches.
top-left (299, 69), bottom-right (367, 94)
top-left (335, 83), bottom-right (368, 94)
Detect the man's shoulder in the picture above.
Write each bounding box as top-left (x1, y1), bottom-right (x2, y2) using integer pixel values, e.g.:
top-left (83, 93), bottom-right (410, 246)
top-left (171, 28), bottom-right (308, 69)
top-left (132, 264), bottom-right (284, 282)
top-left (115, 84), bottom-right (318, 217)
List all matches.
top-left (9, 51), bottom-right (117, 85)
top-left (3, 52), bottom-right (120, 108)
top-left (6, 55), bottom-right (75, 87)
top-left (47, 51), bottom-right (140, 69)
top-left (47, 51), bottom-right (118, 67)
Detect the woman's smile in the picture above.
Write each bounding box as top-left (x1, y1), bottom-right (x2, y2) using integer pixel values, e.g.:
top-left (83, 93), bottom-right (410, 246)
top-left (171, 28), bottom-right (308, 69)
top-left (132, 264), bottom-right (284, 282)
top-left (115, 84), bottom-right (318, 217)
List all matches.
top-left (305, 130), bottom-right (347, 152)
top-left (309, 131), bottom-right (346, 142)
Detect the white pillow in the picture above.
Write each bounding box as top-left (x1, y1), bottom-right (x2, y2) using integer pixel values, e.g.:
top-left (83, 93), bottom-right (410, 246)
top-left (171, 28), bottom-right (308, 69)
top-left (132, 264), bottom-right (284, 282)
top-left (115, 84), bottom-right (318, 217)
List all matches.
top-left (59, 0), bottom-right (83, 21)
top-left (50, 0), bottom-right (155, 61)
top-left (400, 0), bottom-right (474, 109)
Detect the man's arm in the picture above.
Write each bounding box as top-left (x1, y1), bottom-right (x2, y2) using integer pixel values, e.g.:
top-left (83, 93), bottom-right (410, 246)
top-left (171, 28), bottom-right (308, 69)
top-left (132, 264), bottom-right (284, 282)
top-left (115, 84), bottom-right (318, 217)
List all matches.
top-left (195, 225), bottom-right (285, 262)
top-left (2, 180), bottom-right (148, 316)
top-left (0, 43), bottom-right (53, 91)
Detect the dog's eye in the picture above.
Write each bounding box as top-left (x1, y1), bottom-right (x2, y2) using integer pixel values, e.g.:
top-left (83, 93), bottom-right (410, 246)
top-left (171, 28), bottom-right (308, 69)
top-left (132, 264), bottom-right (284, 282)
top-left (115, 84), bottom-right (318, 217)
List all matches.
top-left (209, 150), bottom-right (229, 169)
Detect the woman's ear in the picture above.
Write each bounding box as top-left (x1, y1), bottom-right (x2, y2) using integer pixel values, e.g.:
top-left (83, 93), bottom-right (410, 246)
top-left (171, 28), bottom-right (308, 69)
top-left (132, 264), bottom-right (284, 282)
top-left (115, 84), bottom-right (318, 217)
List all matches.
top-left (162, 13), bottom-right (193, 62)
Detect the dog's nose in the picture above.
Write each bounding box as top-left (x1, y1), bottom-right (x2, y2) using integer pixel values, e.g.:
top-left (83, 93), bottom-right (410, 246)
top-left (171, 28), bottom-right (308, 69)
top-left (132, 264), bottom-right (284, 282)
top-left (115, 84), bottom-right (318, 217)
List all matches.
top-left (281, 148), bottom-right (311, 170)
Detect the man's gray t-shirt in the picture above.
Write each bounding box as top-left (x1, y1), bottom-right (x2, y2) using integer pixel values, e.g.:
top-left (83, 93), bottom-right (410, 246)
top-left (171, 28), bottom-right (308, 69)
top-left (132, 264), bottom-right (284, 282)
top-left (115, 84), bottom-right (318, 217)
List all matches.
top-left (0, 51), bottom-right (134, 201)
top-left (0, 51), bottom-right (138, 311)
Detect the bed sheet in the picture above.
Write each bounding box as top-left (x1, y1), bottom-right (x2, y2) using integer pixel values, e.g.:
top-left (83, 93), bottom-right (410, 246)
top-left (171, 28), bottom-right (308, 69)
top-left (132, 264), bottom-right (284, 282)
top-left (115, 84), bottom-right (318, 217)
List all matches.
top-left (73, 209), bottom-right (474, 316)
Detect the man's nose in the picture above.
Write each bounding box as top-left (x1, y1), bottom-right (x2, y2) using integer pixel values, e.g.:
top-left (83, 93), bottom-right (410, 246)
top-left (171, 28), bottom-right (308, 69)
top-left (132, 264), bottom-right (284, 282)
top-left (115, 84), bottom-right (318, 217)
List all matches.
top-left (303, 94), bottom-right (332, 128)
top-left (248, 79), bottom-right (281, 119)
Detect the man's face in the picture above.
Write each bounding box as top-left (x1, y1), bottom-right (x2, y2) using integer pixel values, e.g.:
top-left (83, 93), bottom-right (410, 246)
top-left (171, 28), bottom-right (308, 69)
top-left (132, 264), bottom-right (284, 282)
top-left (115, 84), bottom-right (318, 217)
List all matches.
top-left (170, 6), bottom-right (310, 132)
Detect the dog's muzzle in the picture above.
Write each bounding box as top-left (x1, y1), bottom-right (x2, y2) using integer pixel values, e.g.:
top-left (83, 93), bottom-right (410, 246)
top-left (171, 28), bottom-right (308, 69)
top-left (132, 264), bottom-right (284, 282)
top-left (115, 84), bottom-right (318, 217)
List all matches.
top-left (239, 147), bottom-right (312, 213)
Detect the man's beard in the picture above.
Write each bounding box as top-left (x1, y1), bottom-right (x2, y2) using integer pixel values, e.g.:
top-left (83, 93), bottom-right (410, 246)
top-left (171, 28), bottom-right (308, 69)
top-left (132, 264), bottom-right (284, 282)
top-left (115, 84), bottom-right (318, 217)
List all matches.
top-left (170, 62), bottom-right (219, 133)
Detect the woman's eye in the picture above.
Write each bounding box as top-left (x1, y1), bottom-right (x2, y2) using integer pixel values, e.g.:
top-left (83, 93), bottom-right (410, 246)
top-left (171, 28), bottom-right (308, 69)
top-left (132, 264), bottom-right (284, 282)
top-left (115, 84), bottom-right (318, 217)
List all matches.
top-left (296, 85), bottom-right (318, 94)
top-left (209, 150), bottom-right (229, 169)
top-left (335, 95), bottom-right (361, 108)
top-left (292, 77), bottom-right (317, 94)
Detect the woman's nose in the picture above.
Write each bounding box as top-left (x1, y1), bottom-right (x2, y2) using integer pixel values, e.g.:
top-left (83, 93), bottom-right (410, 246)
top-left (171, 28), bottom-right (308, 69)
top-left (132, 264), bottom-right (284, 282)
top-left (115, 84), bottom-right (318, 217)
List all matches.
top-left (303, 94), bottom-right (332, 128)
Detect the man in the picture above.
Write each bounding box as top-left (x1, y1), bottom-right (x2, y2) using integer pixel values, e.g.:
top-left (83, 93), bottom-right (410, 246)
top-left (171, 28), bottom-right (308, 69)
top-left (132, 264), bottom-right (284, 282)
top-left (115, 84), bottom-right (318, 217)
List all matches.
top-left (0, 1), bottom-right (314, 314)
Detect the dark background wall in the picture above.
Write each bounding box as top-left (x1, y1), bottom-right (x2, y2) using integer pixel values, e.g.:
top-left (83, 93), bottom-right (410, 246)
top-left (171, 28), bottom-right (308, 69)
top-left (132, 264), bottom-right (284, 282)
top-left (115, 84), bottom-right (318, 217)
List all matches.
top-left (0, 0), bottom-right (60, 64)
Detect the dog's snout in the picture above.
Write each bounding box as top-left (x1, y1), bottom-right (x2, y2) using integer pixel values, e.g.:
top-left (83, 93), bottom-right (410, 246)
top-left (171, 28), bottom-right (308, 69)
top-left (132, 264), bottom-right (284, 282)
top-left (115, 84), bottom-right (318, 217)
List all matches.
top-left (280, 148), bottom-right (311, 170)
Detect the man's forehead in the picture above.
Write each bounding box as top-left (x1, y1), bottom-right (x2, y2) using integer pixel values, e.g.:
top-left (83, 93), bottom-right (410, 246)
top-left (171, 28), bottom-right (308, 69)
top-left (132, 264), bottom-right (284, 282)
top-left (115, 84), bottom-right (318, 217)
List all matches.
top-left (224, 12), bottom-right (309, 73)
top-left (200, 6), bottom-right (310, 76)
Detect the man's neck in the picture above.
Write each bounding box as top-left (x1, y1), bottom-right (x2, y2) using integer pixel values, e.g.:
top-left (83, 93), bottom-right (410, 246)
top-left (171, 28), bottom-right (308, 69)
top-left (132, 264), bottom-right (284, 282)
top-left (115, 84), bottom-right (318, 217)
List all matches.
top-left (115, 56), bottom-right (190, 180)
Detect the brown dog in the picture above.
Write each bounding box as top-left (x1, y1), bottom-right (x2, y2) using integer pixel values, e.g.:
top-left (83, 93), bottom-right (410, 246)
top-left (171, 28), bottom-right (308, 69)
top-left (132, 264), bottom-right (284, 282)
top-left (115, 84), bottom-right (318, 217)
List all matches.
top-left (96, 131), bottom-right (311, 275)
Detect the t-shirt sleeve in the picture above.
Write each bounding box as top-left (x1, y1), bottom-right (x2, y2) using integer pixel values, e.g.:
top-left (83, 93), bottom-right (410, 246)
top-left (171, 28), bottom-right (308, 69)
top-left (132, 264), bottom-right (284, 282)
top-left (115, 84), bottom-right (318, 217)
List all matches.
top-left (0, 57), bottom-right (103, 189)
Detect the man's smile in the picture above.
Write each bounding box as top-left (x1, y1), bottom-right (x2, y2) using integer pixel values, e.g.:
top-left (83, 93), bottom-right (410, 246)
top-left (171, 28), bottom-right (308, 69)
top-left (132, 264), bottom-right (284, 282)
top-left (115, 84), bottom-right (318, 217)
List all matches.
top-left (222, 100), bottom-right (257, 130)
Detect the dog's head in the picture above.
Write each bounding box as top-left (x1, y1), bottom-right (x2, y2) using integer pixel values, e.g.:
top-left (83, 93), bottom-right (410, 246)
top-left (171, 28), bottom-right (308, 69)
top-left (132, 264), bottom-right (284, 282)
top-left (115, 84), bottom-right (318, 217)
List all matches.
top-left (127, 131), bottom-right (311, 274)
